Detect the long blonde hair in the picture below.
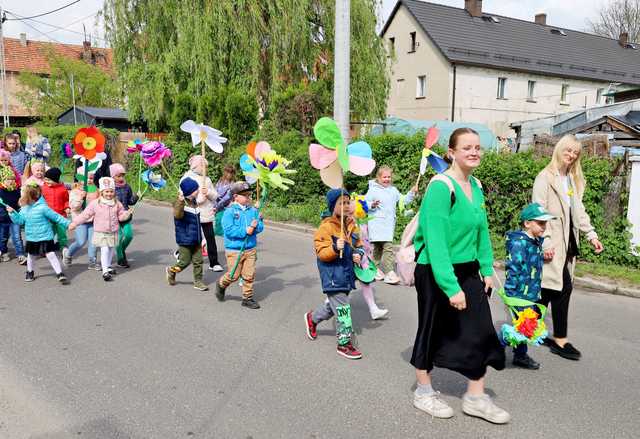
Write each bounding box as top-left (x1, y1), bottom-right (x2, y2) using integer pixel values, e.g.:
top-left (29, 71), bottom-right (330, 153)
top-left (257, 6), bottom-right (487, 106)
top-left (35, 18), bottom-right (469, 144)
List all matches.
top-left (546, 134), bottom-right (586, 195)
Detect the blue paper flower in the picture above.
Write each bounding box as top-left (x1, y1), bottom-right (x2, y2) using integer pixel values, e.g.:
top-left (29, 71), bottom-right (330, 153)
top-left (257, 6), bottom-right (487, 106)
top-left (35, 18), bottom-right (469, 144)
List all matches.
top-left (141, 169), bottom-right (167, 191)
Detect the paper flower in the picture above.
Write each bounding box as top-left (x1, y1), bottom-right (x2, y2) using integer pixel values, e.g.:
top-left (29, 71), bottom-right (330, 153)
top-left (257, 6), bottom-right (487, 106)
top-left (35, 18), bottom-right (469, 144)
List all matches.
top-left (351, 194), bottom-right (374, 223)
top-left (141, 141), bottom-right (172, 167)
top-left (501, 308), bottom-right (548, 348)
top-left (141, 169), bottom-right (167, 191)
top-left (419, 125), bottom-right (448, 175)
top-left (309, 117), bottom-right (376, 189)
top-left (73, 127), bottom-right (106, 162)
top-left (240, 141), bottom-right (296, 191)
top-left (61, 143), bottom-right (74, 159)
top-left (127, 138), bottom-right (144, 153)
top-left (180, 120), bottom-right (227, 153)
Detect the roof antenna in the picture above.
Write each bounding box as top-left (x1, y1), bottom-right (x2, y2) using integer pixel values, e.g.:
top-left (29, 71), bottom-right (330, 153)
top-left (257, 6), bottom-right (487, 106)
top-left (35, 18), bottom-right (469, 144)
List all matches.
top-left (83, 24), bottom-right (87, 43)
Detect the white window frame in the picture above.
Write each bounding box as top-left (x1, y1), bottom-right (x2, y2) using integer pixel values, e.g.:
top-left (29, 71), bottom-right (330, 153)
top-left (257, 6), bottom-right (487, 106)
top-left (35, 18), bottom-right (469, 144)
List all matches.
top-left (416, 75), bottom-right (426, 98)
top-left (560, 84), bottom-right (569, 103)
top-left (497, 77), bottom-right (507, 99)
top-left (596, 88), bottom-right (603, 104)
top-left (527, 80), bottom-right (536, 101)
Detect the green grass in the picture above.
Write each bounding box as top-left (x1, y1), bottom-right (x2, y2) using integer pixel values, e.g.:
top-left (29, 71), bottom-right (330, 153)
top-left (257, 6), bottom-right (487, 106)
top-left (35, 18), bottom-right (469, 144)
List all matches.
top-left (575, 261), bottom-right (640, 287)
top-left (262, 202), bottom-right (323, 226)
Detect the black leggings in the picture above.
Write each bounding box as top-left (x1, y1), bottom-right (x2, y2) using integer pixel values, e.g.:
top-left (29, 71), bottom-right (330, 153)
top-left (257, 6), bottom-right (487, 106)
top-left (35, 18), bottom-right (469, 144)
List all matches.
top-left (201, 222), bottom-right (220, 267)
top-left (538, 256), bottom-right (573, 339)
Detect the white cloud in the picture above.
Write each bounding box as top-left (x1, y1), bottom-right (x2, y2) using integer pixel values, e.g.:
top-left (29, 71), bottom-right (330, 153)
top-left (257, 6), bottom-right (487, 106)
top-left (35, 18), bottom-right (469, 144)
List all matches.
top-left (1, 0), bottom-right (106, 47)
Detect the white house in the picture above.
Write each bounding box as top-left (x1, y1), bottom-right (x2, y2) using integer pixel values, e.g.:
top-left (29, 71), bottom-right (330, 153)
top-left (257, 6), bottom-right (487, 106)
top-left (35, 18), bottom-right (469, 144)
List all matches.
top-left (381, 0), bottom-right (640, 137)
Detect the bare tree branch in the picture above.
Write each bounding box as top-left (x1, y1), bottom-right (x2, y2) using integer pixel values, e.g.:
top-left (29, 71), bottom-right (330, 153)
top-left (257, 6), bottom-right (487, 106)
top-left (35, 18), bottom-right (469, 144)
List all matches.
top-left (587, 0), bottom-right (640, 42)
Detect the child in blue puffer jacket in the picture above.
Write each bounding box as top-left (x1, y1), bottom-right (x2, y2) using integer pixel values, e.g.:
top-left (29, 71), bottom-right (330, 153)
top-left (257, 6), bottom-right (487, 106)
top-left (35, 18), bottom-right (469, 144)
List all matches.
top-left (215, 181), bottom-right (264, 309)
top-left (8, 183), bottom-right (70, 283)
top-left (166, 177), bottom-right (208, 291)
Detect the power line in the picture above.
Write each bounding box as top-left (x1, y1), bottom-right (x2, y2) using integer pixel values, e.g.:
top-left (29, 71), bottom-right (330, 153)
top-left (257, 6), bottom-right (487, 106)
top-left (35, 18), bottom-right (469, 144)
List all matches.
top-left (12, 16), bottom-right (64, 44)
top-left (10, 11), bottom-right (106, 43)
top-left (4, 0), bottom-right (82, 21)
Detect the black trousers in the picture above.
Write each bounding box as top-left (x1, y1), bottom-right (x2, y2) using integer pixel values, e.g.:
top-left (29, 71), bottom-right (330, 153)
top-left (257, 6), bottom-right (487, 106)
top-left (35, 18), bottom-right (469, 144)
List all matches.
top-left (201, 222), bottom-right (220, 267)
top-left (538, 255), bottom-right (573, 339)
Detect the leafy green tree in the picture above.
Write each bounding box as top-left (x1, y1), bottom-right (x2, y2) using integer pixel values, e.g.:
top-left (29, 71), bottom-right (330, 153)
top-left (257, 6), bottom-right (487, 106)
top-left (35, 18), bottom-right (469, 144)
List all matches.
top-left (100, 0), bottom-right (389, 132)
top-left (16, 51), bottom-right (123, 123)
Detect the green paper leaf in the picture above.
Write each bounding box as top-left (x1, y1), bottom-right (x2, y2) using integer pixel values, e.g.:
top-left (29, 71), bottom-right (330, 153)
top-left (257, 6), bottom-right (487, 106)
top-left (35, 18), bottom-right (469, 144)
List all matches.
top-left (337, 142), bottom-right (349, 173)
top-left (313, 117), bottom-right (343, 150)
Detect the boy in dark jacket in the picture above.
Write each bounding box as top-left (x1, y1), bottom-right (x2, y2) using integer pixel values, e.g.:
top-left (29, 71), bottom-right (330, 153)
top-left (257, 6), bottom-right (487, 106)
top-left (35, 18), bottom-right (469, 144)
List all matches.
top-left (41, 167), bottom-right (69, 249)
top-left (0, 167), bottom-right (24, 263)
top-left (503, 202), bottom-right (555, 370)
top-left (166, 177), bottom-right (208, 291)
top-left (304, 189), bottom-right (365, 360)
top-left (215, 181), bottom-right (264, 309)
top-left (110, 163), bottom-right (138, 268)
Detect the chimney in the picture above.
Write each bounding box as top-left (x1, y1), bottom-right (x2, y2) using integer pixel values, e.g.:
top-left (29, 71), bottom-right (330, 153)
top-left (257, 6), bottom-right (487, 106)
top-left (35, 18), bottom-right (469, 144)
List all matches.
top-left (19, 33), bottom-right (27, 47)
top-left (619, 32), bottom-right (629, 47)
top-left (464, 0), bottom-right (482, 17)
top-left (535, 13), bottom-right (547, 25)
top-left (83, 40), bottom-right (91, 50)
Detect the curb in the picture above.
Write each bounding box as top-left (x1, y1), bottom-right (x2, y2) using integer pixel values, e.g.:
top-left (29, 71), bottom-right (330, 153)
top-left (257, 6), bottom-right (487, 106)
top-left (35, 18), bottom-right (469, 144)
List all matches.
top-left (140, 200), bottom-right (639, 299)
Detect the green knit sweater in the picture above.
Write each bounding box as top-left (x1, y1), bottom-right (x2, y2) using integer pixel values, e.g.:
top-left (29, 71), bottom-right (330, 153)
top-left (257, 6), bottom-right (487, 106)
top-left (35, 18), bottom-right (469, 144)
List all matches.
top-left (414, 175), bottom-right (494, 297)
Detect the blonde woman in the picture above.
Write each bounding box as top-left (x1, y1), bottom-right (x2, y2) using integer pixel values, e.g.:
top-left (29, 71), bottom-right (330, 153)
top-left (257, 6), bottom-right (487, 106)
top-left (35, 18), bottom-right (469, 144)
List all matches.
top-left (532, 135), bottom-right (604, 361)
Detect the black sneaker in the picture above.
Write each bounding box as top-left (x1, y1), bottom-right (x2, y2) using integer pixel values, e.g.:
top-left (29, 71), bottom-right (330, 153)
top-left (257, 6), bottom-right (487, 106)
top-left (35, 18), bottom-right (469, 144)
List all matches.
top-left (102, 272), bottom-right (113, 282)
top-left (513, 354), bottom-right (540, 370)
top-left (549, 342), bottom-right (581, 361)
top-left (25, 271), bottom-right (35, 282)
top-left (56, 273), bottom-right (69, 285)
top-left (116, 258), bottom-right (129, 268)
top-left (241, 298), bottom-right (261, 309)
top-left (215, 283), bottom-right (226, 302)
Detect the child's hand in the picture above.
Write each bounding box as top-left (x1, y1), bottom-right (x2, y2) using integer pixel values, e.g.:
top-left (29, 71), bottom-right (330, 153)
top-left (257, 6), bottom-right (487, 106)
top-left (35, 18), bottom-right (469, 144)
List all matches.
top-left (543, 248), bottom-right (555, 261)
top-left (250, 219), bottom-right (258, 228)
top-left (352, 253), bottom-right (361, 264)
top-left (6, 206), bottom-right (14, 213)
top-left (246, 226), bottom-right (254, 235)
top-left (68, 223), bottom-right (76, 232)
top-left (371, 200), bottom-right (381, 209)
top-left (336, 238), bottom-right (345, 250)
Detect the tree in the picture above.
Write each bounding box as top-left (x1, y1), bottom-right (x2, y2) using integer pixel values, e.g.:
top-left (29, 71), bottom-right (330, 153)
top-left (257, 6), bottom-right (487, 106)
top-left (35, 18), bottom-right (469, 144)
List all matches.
top-left (100, 0), bottom-right (389, 132)
top-left (587, 0), bottom-right (640, 42)
top-left (16, 51), bottom-right (123, 123)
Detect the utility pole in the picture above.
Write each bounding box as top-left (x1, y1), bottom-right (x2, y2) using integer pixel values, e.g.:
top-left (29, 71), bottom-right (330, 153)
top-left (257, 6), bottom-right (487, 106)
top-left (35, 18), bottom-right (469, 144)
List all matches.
top-left (0, 8), bottom-right (9, 129)
top-left (70, 73), bottom-right (77, 125)
top-left (334, 0), bottom-right (350, 144)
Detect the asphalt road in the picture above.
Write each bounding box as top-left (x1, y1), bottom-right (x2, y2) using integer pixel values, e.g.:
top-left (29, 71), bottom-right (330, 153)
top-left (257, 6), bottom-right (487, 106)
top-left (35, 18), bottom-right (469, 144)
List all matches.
top-left (0, 204), bottom-right (638, 439)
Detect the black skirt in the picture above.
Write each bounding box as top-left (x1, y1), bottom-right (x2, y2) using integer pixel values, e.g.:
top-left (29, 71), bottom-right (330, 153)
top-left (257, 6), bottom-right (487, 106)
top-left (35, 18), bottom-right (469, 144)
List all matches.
top-left (410, 261), bottom-right (505, 380)
top-left (25, 240), bottom-right (59, 255)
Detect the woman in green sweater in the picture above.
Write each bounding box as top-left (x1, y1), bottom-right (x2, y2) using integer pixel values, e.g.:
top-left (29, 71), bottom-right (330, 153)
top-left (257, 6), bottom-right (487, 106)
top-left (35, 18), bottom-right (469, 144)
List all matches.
top-left (410, 128), bottom-right (508, 424)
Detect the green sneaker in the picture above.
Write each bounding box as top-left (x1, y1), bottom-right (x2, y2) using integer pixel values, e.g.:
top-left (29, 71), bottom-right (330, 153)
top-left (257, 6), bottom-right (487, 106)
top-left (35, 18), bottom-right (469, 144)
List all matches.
top-left (193, 281), bottom-right (209, 291)
top-left (166, 267), bottom-right (176, 286)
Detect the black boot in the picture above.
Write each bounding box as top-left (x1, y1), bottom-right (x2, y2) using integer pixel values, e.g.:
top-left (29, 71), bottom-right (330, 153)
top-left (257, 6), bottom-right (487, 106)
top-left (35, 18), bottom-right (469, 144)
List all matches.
top-left (513, 353), bottom-right (540, 369)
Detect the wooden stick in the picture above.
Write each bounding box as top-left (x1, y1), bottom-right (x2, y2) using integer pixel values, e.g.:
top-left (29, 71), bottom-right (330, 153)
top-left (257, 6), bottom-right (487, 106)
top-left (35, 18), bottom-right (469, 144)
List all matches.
top-left (340, 187), bottom-right (344, 258)
top-left (201, 138), bottom-right (206, 189)
top-left (415, 172), bottom-right (422, 188)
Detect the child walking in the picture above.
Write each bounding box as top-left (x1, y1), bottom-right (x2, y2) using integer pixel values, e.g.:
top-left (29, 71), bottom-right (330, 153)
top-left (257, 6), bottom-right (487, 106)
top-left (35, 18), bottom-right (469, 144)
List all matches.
top-left (365, 165), bottom-right (417, 285)
top-left (63, 183), bottom-right (98, 269)
top-left (305, 189), bottom-right (365, 360)
top-left (166, 177), bottom-right (209, 291)
top-left (350, 195), bottom-right (389, 320)
top-left (7, 183), bottom-right (70, 283)
top-left (110, 163), bottom-right (138, 268)
top-left (502, 202), bottom-right (555, 369)
top-left (69, 177), bottom-right (132, 281)
top-left (215, 182), bottom-right (264, 309)
top-left (41, 168), bottom-right (69, 249)
top-left (0, 167), bottom-right (25, 263)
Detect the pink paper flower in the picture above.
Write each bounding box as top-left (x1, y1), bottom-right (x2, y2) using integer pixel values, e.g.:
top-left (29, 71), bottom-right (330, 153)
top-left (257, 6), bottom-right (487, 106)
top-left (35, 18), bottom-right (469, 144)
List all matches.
top-left (141, 141), bottom-right (172, 167)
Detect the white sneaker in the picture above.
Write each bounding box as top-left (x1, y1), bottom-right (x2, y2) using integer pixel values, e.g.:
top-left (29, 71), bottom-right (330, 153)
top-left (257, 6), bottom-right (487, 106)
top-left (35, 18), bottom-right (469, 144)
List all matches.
top-left (239, 279), bottom-right (244, 287)
top-left (370, 308), bottom-right (389, 320)
top-left (375, 268), bottom-right (385, 281)
top-left (383, 271), bottom-right (400, 285)
top-left (209, 264), bottom-right (224, 272)
top-left (462, 393), bottom-right (511, 424)
top-left (62, 248), bottom-right (72, 266)
top-left (413, 392), bottom-right (454, 419)
top-left (0, 253), bottom-right (9, 262)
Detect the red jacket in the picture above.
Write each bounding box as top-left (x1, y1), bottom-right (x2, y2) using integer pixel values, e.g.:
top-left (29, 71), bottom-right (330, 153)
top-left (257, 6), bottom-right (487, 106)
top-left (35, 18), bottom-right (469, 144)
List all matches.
top-left (41, 182), bottom-right (69, 216)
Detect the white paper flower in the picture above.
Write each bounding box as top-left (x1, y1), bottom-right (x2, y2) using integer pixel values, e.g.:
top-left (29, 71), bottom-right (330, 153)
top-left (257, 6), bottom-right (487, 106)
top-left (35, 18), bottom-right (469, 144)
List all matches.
top-left (180, 120), bottom-right (227, 153)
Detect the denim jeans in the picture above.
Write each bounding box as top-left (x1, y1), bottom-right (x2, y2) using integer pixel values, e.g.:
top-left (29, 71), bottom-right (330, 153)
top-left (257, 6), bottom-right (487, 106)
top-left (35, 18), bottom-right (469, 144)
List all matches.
top-left (0, 222), bottom-right (24, 256)
top-left (67, 223), bottom-right (97, 262)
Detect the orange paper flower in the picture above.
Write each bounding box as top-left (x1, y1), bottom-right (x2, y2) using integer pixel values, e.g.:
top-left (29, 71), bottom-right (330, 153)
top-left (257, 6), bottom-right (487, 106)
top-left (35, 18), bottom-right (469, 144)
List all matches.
top-left (73, 127), bottom-right (106, 161)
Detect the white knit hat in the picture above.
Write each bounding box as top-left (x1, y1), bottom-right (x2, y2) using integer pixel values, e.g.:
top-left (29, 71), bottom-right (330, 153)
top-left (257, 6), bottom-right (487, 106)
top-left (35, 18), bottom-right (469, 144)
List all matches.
top-left (98, 176), bottom-right (115, 191)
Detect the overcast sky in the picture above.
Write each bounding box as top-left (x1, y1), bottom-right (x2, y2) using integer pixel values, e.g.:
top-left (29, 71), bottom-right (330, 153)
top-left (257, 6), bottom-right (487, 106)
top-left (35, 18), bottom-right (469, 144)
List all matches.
top-left (0, 0), bottom-right (610, 47)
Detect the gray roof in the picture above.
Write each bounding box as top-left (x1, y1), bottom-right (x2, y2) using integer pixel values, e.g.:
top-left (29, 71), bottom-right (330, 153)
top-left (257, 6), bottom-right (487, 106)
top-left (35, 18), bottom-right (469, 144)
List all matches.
top-left (75, 106), bottom-right (128, 120)
top-left (382, 0), bottom-right (640, 85)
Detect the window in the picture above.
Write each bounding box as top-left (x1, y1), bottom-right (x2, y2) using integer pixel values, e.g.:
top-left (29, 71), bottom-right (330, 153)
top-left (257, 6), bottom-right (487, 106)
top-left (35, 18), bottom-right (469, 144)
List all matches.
top-left (560, 84), bottom-right (569, 103)
top-left (409, 32), bottom-right (416, 52)
top-left (596, 88), bottom-right (603, 104)
top-left (416, 75), bottom-right (426, 98)
top-left (389, 37), bottom-right (395, 55)
top-left (497, 77), bottom-right (507, 99)
top-left (527, 80), bottom-right (536, 101)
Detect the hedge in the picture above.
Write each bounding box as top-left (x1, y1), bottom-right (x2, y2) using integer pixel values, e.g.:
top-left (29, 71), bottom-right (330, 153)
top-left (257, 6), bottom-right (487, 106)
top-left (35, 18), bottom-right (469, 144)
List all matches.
top-left (118, 131), bottom-right (638, 269)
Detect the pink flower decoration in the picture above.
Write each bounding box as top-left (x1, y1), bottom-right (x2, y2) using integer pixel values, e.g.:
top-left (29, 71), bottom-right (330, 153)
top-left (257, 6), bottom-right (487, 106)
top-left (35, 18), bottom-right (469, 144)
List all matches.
top-left (127, 138), bottom-right (144, 154)
top-left (141, 141), bottom-right (172, 167)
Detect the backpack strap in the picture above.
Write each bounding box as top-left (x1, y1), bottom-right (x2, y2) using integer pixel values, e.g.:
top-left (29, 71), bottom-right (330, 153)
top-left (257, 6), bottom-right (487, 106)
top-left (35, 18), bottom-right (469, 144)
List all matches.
top-left (426, 174), bottom-right (456, 207)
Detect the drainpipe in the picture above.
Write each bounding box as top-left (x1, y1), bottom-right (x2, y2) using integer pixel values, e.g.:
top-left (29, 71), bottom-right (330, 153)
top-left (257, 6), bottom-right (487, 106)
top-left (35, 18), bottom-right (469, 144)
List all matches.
top-left (451, 64), bottom-right (457, 122)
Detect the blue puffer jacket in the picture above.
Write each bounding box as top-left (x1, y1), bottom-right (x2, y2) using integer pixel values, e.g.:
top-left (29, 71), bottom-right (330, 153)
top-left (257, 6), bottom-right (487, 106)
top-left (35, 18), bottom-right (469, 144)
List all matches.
top-left (222, 202), bottom-right (264, 251)
top-left (9, 196), bottom-right (70, 242)
top-left (0, 187), bottom-right (20, 223)
top-left (173, 198), bottom-right (202, 246)
top-left (504, 231), bottom-right (544, 302)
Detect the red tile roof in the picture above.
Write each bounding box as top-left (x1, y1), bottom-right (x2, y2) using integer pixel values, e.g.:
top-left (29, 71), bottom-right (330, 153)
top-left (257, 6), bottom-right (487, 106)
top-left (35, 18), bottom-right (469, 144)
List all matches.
top-left (3, 37), bottom-right (113, 75)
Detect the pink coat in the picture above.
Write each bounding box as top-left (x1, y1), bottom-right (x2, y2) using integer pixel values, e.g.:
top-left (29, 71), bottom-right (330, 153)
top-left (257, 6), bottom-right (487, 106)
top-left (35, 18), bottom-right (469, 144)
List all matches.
top-left (72, 198), bottom-right (129, 233)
